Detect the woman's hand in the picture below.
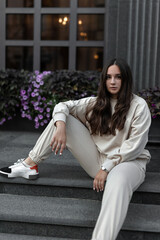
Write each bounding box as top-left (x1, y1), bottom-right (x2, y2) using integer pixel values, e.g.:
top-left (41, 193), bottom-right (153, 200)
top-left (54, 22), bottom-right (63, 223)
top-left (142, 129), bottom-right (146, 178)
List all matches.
top-left (93, 169), bottom-right (108, 192)
top-left (50, 121), bottom-right (66, 155)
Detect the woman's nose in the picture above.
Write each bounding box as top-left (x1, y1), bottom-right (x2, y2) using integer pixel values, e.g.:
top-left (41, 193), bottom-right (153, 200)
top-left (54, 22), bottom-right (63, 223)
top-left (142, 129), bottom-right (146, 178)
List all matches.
top-left (111, 77), bottom-right (116, 84)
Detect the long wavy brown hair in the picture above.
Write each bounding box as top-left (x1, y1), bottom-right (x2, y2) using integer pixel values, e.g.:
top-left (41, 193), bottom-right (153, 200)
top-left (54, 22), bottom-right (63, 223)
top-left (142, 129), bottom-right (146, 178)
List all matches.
top-left (86, 58), bottom-right (133, 135)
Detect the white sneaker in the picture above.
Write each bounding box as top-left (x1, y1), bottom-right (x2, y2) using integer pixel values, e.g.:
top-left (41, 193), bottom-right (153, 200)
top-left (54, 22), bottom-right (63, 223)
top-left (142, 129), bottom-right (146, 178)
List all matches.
top-left (0, 159), bottom-right (39, 180)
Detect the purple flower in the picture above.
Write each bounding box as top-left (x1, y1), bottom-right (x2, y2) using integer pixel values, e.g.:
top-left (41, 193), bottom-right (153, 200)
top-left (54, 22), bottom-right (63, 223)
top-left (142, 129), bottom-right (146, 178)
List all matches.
top-left (31, 92), bottom-right (36, 97)
top-left (42, 97), bottom-right (46, 101)
top-left (23, 105), bottom-right (28, 110)
top-left (0, 118), bottom-right (6, 125)
top-left (36, 76), bottom-right (42, 83)
top-left (34, 106), bottom-right (39, 111)
top-left (23, 95), bottom-right (28, 100)
top-left (44, 119), bottom-right (48, 124)
top-left (21, 113), bottom-right (26, 118)
top-left (46, 113), bottom-right (50, 118)
top-left (39, 108), bottom-right (44, 113)
top-left (152, 115), bottom-right (157, 119)
top-left (33, 102), bottom-right (39, 107)
top-left (35, 122), bottom-right (40, 129)
top-left (46, 108), bottom-right (51, 112)
top-left (28, 87), bottom-right (32, 92)
top-left (35, 70), bottom-right (39, 75)
top-left (43, 71), bottom-right (50, 75)
top-left (38, 114), bottom-right (43, 120)
top-left (40, 81), bottom-right (44, 86)
top-left (26, 115), bottom-right (32, 120)
top-left (20, 90), bottom-right (26, 95)
top-left (35, 117), bottom-right (39, 122)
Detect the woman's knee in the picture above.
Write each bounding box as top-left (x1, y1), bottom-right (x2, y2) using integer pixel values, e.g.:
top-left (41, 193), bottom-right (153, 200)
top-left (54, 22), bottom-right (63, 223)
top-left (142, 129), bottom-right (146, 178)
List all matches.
top-left (105, 161), bottom-right (144, 196)
top-left (107, 171), bottom-right (131, 191)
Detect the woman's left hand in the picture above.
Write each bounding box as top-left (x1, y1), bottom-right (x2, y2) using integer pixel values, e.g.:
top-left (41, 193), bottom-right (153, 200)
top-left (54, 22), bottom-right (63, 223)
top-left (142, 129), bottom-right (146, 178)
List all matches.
top-left (93, 169), bottom-right (108, 192)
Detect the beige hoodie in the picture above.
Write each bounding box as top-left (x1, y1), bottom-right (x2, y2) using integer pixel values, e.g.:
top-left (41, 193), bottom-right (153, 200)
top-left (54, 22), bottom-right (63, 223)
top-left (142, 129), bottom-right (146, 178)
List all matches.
top-left (53, 94), bottom-right (151, 172)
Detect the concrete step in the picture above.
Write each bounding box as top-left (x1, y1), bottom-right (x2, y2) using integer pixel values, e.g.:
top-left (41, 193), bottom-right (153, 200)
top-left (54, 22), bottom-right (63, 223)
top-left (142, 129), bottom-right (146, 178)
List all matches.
top-left (0, 194), bottom-right (160, 239)
top-left (0, 163), bottom-right (160, 203)
top-left (146, 146), bottom-right (160, 172)
top-left (148, 134), bottom-right (160, 145)
top-left (0, 233), bottom-right (79, 240)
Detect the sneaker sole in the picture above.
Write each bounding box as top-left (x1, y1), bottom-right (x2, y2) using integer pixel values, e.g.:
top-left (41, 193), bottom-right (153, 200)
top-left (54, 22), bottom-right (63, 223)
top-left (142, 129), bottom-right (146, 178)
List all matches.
top-left (0, 171), bottom-right (39, 180)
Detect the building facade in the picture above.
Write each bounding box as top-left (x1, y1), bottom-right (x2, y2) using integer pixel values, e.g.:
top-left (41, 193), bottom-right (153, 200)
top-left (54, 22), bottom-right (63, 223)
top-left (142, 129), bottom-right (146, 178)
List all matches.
top-left (0, 0), bottom-right (160, 90)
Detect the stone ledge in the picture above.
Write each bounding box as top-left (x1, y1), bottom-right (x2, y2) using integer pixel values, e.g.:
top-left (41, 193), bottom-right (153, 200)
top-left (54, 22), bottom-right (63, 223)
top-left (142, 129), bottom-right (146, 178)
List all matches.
top-left (0, 194), bottom-right (160, 233)
top-left (0, 166), bottom-right (160, 194)
top-left (0, 233), bottom-right (77, 240)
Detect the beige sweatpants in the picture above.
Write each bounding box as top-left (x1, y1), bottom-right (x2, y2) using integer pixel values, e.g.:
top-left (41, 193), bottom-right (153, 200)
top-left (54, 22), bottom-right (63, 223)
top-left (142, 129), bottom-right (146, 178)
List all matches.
top-left (29, 115), bottom-right (147, 240)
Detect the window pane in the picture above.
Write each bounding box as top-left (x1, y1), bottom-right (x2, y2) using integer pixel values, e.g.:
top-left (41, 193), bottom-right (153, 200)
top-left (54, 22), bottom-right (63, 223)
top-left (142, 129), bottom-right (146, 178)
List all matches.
top-left (6, 14), bottom-right (33, 40)
top-left (6, 46), bottom-right (33, 71)
top-left (41, 47), bottom-right (68, 71)
top-left (42, 0), bottom-right (70, 7)
top-left (41, 15), bottom-right (69, 40)
top-left (6, 0), bottom-right (34, 7)
top-left (77, 47), bottom-right (103, 71)
top-left (78, 0), bottom-right (105, 7)
top-left (77, 15), bottom-right (104, 41)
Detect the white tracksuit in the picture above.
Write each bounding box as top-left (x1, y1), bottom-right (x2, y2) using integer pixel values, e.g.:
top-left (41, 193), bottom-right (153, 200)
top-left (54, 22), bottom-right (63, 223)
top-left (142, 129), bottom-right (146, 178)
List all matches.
top-left (29, 94), bottom-right (151, 240)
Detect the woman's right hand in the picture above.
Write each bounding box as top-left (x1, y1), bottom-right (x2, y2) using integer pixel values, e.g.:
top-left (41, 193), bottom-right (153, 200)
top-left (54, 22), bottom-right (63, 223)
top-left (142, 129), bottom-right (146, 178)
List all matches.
top-left (50, 121), bottom-right (66, 155)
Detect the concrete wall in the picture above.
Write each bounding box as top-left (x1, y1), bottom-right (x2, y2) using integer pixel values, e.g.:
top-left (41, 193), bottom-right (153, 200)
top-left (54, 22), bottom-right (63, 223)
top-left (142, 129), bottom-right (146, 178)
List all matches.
top-left (104, 0), bottom-right (160, 91)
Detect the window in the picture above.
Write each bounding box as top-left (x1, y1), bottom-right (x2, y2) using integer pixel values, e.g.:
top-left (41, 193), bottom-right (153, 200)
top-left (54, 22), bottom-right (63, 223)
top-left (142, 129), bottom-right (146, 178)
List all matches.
top-left (77, 47), bottom-right (103, 71)
top-left (0, 0), bottom-right (106, 71)
top-left (6, 0), bottom-right (34, 7)
top-left (6, 46), bottom-right (33, 71)
top-left (78, 0), bottom-right (105, 8)
top-left (77, 15), bottom-right (104, 41)
top-left (6, 14), bottom-right (33, 40)
top-left (41, 15), bottom-right (69, 40)
top-left (42, 0), bottom-right (70, 7)
top-left (41, 47), bottom-right (68, 71)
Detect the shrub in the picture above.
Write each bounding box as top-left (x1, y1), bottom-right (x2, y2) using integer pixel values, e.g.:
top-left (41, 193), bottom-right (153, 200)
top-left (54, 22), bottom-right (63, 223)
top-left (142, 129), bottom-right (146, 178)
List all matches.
top-left (20, 71), bottom-right (58, 129)
top-left (138, 87), bottom-right (160, 118)
top-left (0, 69), bottom-right (100, 129)
top-left (0, 69), bottom-right (30, 125)
top-left (48, 70), bottom-right (100, 101)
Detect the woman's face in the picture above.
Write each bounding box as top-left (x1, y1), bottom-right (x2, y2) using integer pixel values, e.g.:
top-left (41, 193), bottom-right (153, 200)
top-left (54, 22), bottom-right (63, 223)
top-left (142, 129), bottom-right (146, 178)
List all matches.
top-left (105, 64), bottom-right (122, 99)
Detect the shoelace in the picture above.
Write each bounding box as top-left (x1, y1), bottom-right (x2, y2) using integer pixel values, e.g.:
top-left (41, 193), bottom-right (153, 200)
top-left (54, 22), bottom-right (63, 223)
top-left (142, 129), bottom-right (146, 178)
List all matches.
top-left (14, 158), bottom-right (25, 165)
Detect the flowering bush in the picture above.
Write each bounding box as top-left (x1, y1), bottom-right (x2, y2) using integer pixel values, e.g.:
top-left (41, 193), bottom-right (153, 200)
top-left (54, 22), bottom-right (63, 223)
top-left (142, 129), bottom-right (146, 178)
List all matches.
top-left (0, 69), bottom-right (29, 125)
top-left (0, 69), bottom-right (100, 129)
top-left (48, 70), bottom-right (100, 101)
top-left (20, 71), bottom-right (58, 129)
top-left (138, 87), bottom-right (160, 118)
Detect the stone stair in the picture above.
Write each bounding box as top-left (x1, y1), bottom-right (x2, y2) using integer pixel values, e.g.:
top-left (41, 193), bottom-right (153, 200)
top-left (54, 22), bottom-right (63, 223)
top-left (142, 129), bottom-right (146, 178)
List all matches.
top-left (0, 129), bottom-right (160, 240)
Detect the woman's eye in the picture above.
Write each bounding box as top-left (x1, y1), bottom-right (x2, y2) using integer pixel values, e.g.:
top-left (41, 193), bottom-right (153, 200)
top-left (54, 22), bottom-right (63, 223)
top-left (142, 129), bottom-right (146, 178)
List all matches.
top-left (105, 75), bottom-right (110, 79)
top-left (117, 75), bottom-right (121, 79)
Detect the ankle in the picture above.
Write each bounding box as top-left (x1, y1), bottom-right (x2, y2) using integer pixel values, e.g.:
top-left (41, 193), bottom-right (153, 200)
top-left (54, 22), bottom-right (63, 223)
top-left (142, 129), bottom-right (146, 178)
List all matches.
top-left (25, 157), bottom-right (36, 167)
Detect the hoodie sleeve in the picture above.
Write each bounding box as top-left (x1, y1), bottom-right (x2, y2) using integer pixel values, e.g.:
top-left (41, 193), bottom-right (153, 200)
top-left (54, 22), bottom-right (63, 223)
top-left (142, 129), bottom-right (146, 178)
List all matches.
top-left (52, 97), bottom-right (96, 125)
top-left (102, 100), bottom-right (151, 172)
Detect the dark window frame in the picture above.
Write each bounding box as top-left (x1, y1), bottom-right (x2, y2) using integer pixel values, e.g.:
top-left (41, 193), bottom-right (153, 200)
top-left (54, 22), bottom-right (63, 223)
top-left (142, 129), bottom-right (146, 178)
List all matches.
top-left (0, 0), bottom-right (107, 71)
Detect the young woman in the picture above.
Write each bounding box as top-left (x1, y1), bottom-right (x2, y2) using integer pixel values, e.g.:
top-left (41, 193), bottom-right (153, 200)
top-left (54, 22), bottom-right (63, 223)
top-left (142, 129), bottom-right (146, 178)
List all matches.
top-left (0, 58), bottom-right (151, 240)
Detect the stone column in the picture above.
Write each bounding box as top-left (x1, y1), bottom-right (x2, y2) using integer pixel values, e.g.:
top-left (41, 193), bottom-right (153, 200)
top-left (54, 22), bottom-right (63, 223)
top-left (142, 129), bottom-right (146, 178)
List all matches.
top-left (104, 0), bottom-right (160, 91)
